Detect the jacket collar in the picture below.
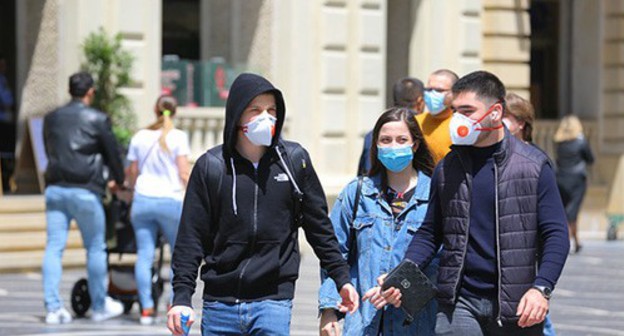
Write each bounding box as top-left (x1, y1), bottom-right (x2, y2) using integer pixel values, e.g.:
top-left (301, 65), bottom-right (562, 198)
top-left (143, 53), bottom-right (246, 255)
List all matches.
top-left (362, 170), bottom-right (430, 202)
top-left (451, 128), bottom-right (514, 170)
top-left (492, 128), bottom-right (514, 167)
top-left (68, 99), bottom-right (86, 108)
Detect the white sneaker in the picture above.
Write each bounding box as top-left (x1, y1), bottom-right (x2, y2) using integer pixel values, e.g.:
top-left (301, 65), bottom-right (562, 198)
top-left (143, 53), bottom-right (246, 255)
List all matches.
top-left (139, 308), bottom-right (155, 325)
top-left (91, 297), bottom-right (124, 322)
top-left (139, 315), bottom-right (155, 325)
top-left (45, 307), bottom-right (73, 324)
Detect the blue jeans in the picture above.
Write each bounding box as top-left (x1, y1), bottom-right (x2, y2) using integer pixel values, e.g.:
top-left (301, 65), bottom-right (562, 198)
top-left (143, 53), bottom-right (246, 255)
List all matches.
top-left (43, 186), bottom-right (107, 312)
top-left (130, 193), bottom-right (182, 310)
top-left (543, 313), bottom-right (556, 336)
top-left (201, 299), bottom-right (292, 335)
top-left (435, 295), bottom-right (544, 336)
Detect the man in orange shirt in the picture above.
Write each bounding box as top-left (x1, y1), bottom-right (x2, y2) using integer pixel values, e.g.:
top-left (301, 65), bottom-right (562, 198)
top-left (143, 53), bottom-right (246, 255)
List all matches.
top-left (416, 69), bottom-right (459, 164)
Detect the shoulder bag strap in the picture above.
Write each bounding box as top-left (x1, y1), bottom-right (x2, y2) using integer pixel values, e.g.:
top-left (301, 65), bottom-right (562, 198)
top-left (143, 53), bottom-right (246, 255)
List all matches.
top-left (347, 175), bottom-right (364, 264)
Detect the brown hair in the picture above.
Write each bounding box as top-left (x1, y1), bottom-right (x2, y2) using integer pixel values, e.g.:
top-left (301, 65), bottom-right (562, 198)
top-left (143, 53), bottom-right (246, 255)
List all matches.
top-left (147, 94), bottom-right (178, 153)
top-left (369, 107), bottom-right (435, 182)
top-left (505, 92), bottom-right (535, 142)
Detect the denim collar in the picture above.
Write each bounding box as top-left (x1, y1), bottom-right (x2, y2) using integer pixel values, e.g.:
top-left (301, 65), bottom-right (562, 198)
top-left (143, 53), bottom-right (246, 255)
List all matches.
top-left (363, 171), bottom-right (430, 216)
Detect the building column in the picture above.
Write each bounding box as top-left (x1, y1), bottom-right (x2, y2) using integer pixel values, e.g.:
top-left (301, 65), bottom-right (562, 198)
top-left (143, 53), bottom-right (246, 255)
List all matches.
top-left (602, 0), bottom-right (624, 154)
top-left (409, 0), bottom-right (483, 80)
top-left (56, 0), bottom-right (161, 128)
top-left (15, 0), bottom-right (61, 159)
top-left (273, 0), bottom-right (387, 195)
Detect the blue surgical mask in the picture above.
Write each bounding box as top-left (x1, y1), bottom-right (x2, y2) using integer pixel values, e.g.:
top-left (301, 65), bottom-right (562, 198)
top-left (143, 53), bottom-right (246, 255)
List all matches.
top-left (424, 90), bottom-right (447, 115)
top-left (377, 146), bottom-right (413, 173)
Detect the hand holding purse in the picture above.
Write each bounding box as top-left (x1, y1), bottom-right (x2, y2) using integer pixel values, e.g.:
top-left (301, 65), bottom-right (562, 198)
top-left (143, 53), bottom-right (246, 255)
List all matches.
top-left (381, 259), bottom-right (437, 325)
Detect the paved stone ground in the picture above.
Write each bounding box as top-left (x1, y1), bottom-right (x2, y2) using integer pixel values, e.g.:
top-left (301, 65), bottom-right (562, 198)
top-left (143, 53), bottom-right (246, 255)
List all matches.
top-left (0, 239), bottom-right (623, 335)
top-left (0, 249), bottom-right (320, 336)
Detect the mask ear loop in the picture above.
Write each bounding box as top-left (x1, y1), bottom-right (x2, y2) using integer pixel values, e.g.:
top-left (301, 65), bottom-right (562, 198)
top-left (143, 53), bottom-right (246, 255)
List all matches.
top-left (474, 100), bottom-right (504, 132)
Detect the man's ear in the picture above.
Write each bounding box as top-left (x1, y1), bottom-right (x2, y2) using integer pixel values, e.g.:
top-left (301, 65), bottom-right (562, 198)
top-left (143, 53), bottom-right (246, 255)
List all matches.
top-left (491, 103), bottom-right (504, 121)
top-left (415, 97), bottom-right (425, 114)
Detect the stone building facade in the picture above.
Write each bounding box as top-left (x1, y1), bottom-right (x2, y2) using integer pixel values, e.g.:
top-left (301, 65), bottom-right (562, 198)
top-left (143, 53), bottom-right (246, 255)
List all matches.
top-left (7, 0), bottom-right (624, 201)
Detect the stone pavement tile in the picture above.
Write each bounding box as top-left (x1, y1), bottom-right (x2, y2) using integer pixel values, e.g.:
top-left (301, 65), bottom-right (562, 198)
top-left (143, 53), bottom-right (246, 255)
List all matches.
top-left (549, 240), bottom-right (624, 336)
top-left (1, 239), bottom-right (622, 335)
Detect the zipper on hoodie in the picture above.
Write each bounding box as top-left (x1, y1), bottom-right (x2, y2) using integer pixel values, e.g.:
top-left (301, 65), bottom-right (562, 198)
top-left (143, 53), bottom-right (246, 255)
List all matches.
top-left (236, 166), bottom-right (259, 300)
top-left (493, 163), bottom-right (503, 327)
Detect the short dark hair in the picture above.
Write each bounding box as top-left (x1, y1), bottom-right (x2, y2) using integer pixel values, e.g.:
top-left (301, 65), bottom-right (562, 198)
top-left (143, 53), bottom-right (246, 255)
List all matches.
top-left (452, 70), bottom-right (506, 105)
top-left (431, 69), bottom-right (459, 84)
top-left (369, 107), bottom-right (434, 179)
top-left (392, 77), bottom-right (424, 108)
top-left (69, 72), bottom-right (94, 98)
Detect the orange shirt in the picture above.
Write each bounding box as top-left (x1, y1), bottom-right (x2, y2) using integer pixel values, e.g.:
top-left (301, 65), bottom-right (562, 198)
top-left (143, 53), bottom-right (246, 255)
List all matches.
top-left (416, 109), bottom-right (453, 164)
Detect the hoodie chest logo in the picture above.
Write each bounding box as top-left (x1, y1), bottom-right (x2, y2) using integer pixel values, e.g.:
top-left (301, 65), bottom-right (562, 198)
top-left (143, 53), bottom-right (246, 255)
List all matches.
top-left (274, 173), bottom-right (290, 182)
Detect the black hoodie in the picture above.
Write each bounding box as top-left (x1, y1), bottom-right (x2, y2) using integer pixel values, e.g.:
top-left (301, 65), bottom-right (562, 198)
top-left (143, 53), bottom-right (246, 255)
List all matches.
top-left (172, 73), bottom-right (351, 305)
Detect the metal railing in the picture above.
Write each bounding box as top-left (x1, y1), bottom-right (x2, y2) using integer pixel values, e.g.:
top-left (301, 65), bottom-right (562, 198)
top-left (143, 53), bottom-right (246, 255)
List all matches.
top-left (175, 107), bottom-right (225, 161)
top-left (174, 111), bottom-right (601, 183)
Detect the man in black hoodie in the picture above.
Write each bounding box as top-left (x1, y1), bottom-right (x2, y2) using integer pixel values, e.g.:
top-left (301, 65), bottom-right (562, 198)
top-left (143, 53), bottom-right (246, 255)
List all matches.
top-left (167, 73), bottom-right (358, 335)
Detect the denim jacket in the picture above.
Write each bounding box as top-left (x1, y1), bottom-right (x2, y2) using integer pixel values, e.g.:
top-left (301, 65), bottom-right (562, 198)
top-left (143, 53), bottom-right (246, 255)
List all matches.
top-left (319, 172), bottom-right (438, 336)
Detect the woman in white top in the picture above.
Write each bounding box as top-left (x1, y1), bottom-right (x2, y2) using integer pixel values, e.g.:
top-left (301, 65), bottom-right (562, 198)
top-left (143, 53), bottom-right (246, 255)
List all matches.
top-left (126, 94), bottom-right (190, 325)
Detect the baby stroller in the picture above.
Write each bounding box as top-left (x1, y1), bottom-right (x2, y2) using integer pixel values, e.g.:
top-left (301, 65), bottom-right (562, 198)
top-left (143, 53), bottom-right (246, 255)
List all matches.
top-left (70, 196), bottom-right (166, 317)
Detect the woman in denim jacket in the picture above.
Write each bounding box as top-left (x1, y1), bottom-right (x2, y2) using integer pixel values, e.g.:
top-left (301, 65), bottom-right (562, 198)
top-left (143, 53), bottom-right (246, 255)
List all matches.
top-left (319, 107), bottom-right (438, 335)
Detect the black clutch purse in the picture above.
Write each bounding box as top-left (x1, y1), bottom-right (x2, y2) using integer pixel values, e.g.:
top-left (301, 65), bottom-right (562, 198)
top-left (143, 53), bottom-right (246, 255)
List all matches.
top-left (381, 259), bottom-right (437, 324)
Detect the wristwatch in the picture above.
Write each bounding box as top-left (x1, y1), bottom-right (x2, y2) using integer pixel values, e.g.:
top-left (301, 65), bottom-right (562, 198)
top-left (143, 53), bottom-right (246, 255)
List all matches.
top-left (532, 285), bottom-right (552, 300)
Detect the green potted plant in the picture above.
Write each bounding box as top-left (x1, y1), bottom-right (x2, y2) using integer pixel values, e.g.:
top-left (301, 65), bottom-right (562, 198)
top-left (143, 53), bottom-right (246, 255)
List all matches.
top-left (81, 28), bottom-right (137, 149)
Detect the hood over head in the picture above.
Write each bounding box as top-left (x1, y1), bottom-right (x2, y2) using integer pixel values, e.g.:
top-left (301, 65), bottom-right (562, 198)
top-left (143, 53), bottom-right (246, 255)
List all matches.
top-left (223, 73), bottom-right (286, 156)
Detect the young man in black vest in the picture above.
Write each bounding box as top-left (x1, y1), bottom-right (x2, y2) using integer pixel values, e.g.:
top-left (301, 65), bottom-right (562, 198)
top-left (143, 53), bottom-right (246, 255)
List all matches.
top-left (167, 73), bottom-right (358, 335)
top-left (382, 71), bottom-right (569, 335)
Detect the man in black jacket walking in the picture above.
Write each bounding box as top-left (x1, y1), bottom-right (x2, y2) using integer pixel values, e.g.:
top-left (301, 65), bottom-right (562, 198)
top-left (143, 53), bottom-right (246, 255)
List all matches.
top-left (168, 73), bottom-right (358, 335)
top-left (382, 71), bottom-right (570, 335)
top-left (43, 72), bottom-right (125, 323)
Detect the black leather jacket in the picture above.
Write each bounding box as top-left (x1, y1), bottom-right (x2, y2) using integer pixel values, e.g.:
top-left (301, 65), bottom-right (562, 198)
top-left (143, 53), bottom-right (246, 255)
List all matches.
top-left (43, 100), bottom-right (124, 195)
top-left (555, 137), bottom-right (594, 176)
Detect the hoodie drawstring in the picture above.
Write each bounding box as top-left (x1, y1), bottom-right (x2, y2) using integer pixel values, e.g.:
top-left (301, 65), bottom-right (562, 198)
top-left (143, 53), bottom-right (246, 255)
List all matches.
top-left (275, 146), bottom-right (302, 195)
top-left (230, 147), bottom-right (301, 217)
top-left (230, 157), bottom-right (238, 216)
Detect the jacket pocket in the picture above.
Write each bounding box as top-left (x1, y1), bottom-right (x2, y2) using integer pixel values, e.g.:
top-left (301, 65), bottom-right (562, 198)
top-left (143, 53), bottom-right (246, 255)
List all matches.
top-left (215, 240), bottom-right (248, 274)
top-left (352, 216), bottom-right (375, 230)
top-left (240, 240), bottom-right (280, 298)
top-left (351, 216), bottom-right (375, 259)
top-left (406, 220), bottom-right (424, 235)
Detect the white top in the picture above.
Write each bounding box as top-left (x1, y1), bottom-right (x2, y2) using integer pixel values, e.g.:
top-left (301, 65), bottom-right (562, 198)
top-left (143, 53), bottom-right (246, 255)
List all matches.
top-left (127, 128), bottom-right (190, 200)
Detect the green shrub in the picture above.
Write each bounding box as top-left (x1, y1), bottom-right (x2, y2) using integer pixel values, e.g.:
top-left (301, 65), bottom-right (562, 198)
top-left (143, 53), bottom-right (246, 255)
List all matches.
top-left (81, 28), bottom-right (136, 148)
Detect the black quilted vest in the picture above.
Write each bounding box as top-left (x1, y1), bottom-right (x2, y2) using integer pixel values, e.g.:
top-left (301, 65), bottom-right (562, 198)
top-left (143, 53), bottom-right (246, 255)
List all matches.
top-left (435, 132), bottom-right (549, 323)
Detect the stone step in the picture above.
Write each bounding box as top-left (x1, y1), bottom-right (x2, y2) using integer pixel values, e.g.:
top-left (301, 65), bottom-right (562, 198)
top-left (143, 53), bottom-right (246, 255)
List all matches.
top-left (0, 249), bottom-right (86, 273)
top-left (582, 184), bottom-right (610, 210)
top-left (0, 195), bottom-right (45, 213)
top-left (0, 246), bottom-right (149, 273)
top-left (0, 212), bottom-right (47, 232)
top-left (0, 229), bottom-right (83, 253)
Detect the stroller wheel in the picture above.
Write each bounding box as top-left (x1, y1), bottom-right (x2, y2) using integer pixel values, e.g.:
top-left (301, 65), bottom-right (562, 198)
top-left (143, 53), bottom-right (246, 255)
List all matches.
top-left (122, 299), bottom-right (134, 314)
top-left (71, 278), bottom-right (91, 317)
